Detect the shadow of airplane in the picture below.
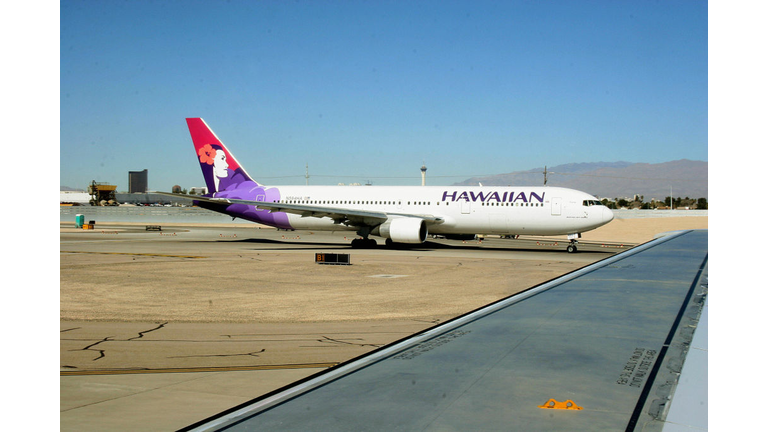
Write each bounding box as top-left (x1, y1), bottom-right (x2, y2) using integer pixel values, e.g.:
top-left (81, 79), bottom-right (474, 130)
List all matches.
top-left (207, 237), bottom-right (622, 254)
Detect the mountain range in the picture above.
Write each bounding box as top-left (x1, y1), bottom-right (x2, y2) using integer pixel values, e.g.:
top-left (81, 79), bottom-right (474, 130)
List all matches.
top-left (453, 160), bottom-right (708, 200)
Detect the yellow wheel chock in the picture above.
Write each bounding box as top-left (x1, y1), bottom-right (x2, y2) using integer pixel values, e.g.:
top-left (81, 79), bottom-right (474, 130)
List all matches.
top-left (538, 399), bottom-right (583, 410)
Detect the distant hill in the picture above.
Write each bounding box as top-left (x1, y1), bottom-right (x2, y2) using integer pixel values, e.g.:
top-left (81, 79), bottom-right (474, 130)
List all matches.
top-left (60, 186), bottom-right (85, 192)
top-left (453, 160), bottom-right (707, 200)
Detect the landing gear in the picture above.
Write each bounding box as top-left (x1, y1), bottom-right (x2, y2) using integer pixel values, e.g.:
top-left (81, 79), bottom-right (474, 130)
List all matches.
top-left (351, 238), bottom-right (378, 248)
top-left (351, 227), bottom-right (378, 248)
top-left (566, 233), bottom-right (581, 253)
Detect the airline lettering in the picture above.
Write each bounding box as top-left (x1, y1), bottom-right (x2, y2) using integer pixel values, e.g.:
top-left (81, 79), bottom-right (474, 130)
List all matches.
top-left (441, 190), bottom-right (545, 203)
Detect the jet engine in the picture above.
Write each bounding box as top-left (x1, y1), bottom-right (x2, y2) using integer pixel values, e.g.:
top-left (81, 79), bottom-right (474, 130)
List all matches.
top-left (373, 218), bottom-right (428, 244)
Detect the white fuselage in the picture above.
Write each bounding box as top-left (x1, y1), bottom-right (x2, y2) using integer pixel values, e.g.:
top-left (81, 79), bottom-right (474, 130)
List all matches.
top-left (273, 185), bottom-right (613, 236)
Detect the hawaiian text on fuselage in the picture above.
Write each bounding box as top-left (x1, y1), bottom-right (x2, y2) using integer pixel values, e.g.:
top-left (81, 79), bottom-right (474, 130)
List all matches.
top-left (441, 190), bottom-right (545, 203)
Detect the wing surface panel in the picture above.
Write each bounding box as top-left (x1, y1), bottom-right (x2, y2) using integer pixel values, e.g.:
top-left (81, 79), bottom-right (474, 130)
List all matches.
top-left (181, 230), bottom-right (708, 432)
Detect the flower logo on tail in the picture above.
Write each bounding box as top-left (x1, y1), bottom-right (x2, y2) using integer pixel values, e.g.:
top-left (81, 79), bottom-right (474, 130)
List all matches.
top-left (198, 144), bottom-right (216, 165)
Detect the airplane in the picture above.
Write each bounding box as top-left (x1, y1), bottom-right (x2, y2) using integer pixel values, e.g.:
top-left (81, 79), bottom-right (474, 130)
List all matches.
top-left (162, 118), bottom-right (614, 252)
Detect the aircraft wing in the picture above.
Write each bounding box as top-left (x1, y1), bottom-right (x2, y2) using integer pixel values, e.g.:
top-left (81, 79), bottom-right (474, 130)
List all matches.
top-left (155, 192), bottom-right (444, 227)
top-left (180, 230), bottom-right (708, 432)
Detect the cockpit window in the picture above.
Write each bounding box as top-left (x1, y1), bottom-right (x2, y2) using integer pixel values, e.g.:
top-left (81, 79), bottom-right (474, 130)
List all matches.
top-left (582, 200), bottom-right (602, 207)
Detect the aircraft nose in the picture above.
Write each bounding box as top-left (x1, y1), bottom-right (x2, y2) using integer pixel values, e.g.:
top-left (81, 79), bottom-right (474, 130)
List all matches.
top-left (603, 207), bottom-right (614, 223)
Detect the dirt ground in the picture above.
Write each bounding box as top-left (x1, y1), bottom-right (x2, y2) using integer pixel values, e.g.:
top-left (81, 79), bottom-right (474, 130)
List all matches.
top-left (60, 252), bottom-right (595, 323)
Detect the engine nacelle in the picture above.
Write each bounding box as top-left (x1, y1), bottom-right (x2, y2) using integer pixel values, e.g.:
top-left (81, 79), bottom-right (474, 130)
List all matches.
top-left (374, 218), bottom-right (428, 244)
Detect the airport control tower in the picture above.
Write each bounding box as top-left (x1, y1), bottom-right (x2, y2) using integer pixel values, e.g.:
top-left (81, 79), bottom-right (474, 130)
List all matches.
top-left (421, 163), bottom-right (427, 186)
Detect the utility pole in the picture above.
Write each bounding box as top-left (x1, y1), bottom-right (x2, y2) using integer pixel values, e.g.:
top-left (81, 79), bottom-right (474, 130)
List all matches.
top-left (305, 163), bottom-right (309, 186)
top-left (670, 186), bottom-right (673, 211)
top-left (543, 166), bottom-right (548, 186)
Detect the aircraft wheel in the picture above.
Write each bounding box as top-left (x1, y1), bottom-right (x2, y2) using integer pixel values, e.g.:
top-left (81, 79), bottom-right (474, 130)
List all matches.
top-left (352, 238), bottom-right (377, 248)
top-left (567, 244), bottom-right (578, 253)
top-left (385, 238), bottom-right (394, 247)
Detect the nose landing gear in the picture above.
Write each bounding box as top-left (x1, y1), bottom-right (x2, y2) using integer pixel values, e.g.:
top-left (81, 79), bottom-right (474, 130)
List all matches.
top-left (567, 233), bottom-right (581, 253)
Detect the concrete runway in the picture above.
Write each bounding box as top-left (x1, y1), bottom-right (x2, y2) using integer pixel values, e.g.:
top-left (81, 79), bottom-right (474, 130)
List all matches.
top-left (60, 217), bottom-right (706, 431)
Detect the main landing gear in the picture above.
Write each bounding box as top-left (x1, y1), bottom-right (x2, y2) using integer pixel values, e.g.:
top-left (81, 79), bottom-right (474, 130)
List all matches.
top-left (351, 227), bottom-right (378, 249)
top-left (351, 237), bottom-right (378, 248)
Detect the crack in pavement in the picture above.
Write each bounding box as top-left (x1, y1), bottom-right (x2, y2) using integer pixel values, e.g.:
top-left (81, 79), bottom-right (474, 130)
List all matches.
top-left (313, 336), bottom-right (382, 348)
top-left (73, 337), bottom-right (113, 361)
top-left (411, 318), bottom-right (442, 325)
top-left (70, 323), bottom-right (170, 362)
top-left (127, 322), bottom-right (168, 340)
top-left (167, 349), bottom-right (266, 359)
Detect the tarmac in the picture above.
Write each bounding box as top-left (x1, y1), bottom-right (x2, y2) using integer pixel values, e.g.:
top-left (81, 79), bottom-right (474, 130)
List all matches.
top-left (60, 215), bottom-right (707, 431)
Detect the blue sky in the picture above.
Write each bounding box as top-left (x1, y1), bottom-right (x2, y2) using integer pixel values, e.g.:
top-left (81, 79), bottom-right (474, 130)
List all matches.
top-left (60, 0), bottom-right (707, 191)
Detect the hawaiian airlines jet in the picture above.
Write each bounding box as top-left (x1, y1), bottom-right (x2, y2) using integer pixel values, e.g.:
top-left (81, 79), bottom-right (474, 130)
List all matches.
top-left (164, 118), bottom-right (614, 252)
